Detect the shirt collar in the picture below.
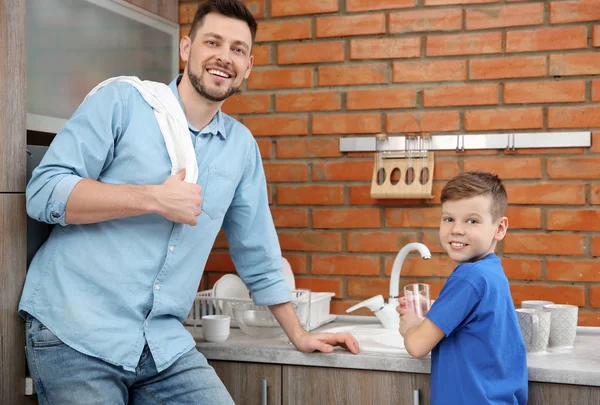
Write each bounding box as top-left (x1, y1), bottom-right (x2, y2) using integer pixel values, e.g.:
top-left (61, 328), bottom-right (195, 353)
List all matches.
top-left (168, 75), bottom-right (227, 139)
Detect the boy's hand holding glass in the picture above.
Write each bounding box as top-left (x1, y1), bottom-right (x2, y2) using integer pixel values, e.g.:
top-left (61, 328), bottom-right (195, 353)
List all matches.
top-left (398, 306), bottom-right (422, 337)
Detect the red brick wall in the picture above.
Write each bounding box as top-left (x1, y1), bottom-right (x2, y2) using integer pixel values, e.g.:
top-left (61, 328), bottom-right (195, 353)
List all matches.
top-left (179, 0), bottom-right (600, 326)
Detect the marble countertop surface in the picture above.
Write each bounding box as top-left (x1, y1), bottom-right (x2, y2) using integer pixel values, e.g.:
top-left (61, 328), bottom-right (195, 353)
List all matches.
top-left (191, 315), bottom-right (600, 387)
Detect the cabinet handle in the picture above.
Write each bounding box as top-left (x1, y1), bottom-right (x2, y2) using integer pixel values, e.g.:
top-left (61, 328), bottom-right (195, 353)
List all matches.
top-left (260, 379), bottom-right (268, 405)
top-left (413, 389), bottom-right (419, 405)
top-left (25, 377), bottom-right (36, 395)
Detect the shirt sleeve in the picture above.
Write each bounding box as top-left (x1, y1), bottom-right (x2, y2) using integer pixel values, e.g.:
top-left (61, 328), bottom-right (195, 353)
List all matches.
top-left (222, 140), bottom-right (291, 306)
top-left (26, 84), bottom-right (127, 226)
top-left (426, 276), bottom-right (481, 336)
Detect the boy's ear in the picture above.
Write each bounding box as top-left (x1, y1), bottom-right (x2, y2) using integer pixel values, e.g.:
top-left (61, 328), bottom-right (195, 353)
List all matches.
top-left (494, 216), bottom-right (509, 241)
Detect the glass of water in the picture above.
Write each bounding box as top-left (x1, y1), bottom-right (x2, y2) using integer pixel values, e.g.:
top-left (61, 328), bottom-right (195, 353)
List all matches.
top-left (403, 283), bottom-right (431, 319)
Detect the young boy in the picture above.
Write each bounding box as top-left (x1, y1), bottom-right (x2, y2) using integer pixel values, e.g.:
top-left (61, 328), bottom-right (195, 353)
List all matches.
top-left (398, 171), bottom-right (528, 405)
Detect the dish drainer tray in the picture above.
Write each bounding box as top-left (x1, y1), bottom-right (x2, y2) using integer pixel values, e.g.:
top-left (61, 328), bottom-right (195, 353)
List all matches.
top-left (185, 289), bottom-right (336, 332)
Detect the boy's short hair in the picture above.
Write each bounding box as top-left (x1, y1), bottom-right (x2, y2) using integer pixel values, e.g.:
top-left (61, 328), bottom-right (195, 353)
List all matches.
top-left (189, 0), bottom-right (258, 43)
top-left (441, 171), bottom-right (508, 220)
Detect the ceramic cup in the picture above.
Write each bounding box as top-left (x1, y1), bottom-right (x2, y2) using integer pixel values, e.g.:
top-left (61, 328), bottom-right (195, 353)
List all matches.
top-left (516, 309), bottom-right (551, 354)
top-left (521, 300), bottom-right (554, 310)
top-left (202, 315), bottom-right (231, 343)
top-left (543, 304), bottom-right (578, 352)
top-left (403, 283), bottom-right (431, 319)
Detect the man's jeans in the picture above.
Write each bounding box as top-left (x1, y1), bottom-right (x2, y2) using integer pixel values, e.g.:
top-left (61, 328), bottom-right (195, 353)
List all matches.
top-left (25, 315), bottom-right (235, 405)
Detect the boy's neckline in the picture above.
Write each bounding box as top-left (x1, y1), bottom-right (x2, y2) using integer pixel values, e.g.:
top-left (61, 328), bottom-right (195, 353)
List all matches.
top-left (455, 252), bottom-right (497, 266)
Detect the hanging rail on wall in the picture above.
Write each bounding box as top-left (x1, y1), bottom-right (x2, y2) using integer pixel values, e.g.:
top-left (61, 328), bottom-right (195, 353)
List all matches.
top-left (339, 132), bottom-right (591, 153)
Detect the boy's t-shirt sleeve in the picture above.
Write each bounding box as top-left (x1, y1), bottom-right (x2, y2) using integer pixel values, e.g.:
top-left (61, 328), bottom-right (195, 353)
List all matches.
top-left (426, 276), bottom-right (481, 336)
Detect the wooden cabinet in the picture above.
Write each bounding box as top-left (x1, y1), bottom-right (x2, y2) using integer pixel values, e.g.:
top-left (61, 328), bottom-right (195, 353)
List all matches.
top-left (528, 381), bottom-right (600, 405)
top-left (209, 361), bottom-right (282, 405)
top-left (0, 0), bottom-right (26, 192)
top-left (208, 361), bottom-right (429, 405)
top-left (282, 365), bottom-right (430, 405)
top-left (0, 194), bottom-right (28, 405)
top-left (209, 361), bottom-right (600, 405)
top-left (122, 0), bottom-right (179, 22)
top-left (0, 0), bottom-right (28, 404)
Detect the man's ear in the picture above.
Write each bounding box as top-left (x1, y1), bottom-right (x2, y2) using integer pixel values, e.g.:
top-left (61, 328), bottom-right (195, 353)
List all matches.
top-left (494, 216), bottom-right (508, 241)
top-left (243, 53), bottom-right (254, 80)
top-left (180, 36), bottom-right (192, 63)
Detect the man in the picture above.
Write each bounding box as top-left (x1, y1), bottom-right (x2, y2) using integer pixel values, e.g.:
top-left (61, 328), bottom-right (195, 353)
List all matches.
top-left (20, 1), bottom-right (358, 404)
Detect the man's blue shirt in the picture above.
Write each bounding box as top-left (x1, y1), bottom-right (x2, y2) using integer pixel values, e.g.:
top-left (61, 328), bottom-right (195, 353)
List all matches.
top-left (19, 76), bottom-right (291, 372)
top-left (426, 253), bottom-right (528, 405)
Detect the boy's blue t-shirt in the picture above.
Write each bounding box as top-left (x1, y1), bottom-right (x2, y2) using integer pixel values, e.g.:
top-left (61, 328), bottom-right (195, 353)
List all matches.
top-left (426, 253), bottom-right (528, 405)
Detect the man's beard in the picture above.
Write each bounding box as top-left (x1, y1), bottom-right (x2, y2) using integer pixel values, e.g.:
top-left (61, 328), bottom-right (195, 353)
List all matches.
top-left (187, 63), bottom-right (239, 103)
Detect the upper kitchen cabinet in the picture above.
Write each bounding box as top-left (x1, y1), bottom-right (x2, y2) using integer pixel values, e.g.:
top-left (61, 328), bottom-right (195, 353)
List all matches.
top-left (123, 0), bottom-right (178, 23)
top-left (26, 0), bottom-right (180, 134)
top-left (0, 0), bottom-right (27, 192)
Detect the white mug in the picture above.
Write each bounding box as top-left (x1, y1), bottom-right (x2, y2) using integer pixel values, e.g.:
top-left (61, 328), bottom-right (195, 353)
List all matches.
top-left (202, 315), bottom-right (231, 343)
top-left (521, 300), bottom-right (554, 310)
top-left (516, 309), bottom-right (551, 354)
top-left (543, 304), bottom-right (578, 352)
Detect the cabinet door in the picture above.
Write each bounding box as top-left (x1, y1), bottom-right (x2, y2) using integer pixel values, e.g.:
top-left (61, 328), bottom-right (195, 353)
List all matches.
top-left (0, 194), bottom-right (28, 405)
top-left (528, 382), bottom-right (600, 405)
top-left (413, 373), bottom-right (431, 404)
top-left (283, 365), bottom-right (430, 405)
top-left (209, 360), bottom-right (282, 405)
top-left (0, 0), bottom-right (26, 192)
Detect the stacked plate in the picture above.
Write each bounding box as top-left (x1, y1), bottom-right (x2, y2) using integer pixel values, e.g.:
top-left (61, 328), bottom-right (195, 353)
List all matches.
top-left (212, 274), bottom-right (250, 301)
top-left (281, 257), bottom-right (296, 291)
top-left (212, 274), bottom-right (249, 318)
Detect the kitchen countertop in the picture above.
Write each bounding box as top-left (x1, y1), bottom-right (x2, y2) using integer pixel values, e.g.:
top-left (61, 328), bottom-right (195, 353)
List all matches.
top-left (191, 315), bottom-right (600, 387)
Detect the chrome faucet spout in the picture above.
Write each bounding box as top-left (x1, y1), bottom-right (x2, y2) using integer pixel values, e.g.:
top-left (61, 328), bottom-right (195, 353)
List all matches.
top-left (389, 242), bottom-right (431, 307)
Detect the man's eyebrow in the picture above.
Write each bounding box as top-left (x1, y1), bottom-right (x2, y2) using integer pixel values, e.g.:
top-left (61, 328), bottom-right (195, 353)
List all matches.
top-left (204, 32), bottom-right (224, 41)
top-left (204, 32), bottom-right (250, 51)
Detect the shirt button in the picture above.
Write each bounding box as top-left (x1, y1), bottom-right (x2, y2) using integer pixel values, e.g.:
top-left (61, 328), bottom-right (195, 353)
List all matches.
top-left (144, 320), bottom-right (148, 327)
top-left (168, 245), bottom-right (175, 252)
top-left (154, 284), bottom-right (160, 291)
top-left (51, 211), bottom-right (60, 218)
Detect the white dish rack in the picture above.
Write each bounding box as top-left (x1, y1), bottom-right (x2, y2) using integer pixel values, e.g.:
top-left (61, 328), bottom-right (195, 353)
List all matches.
top-left (185, 289), bottom-right (336, 332)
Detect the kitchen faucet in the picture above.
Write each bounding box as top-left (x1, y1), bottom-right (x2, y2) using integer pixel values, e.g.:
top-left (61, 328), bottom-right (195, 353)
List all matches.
top-left (388, 242), bottom-right (431, 307)
top-left (346, 242), bottom-right (432, 329)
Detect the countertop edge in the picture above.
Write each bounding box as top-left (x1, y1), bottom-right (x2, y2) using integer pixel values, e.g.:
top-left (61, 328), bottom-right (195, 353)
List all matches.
top-left (192, 317), bottom-right (600, 388)
top-left (196, 343), bottom-right (600, 387)
top-left (196, 344), bottom-right (432, 374)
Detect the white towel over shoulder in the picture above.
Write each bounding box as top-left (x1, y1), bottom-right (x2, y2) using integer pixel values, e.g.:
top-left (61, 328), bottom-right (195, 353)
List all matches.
top-left (84, 76), bottom-right (198, 184)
